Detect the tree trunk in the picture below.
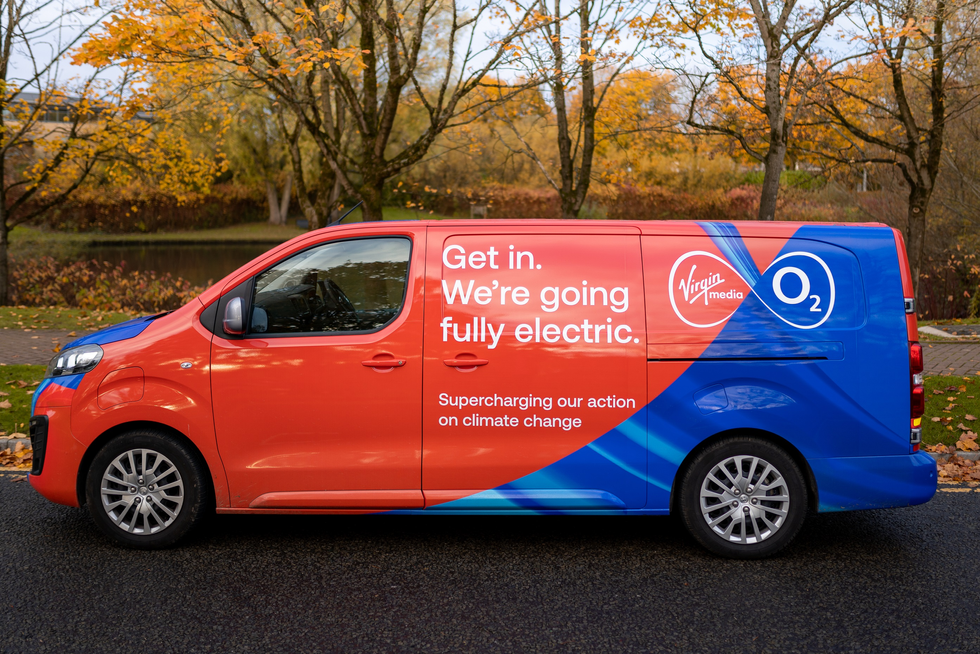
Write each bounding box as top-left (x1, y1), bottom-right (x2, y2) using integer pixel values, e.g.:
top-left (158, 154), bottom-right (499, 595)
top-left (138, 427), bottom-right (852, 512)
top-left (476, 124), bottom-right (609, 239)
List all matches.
top-left (0, 217), bottom-right (9, 306)
top-left (559, 192), bottom-right (582, 220)
top-left (359, 178), bottom-right (385, 222)
top-left (265, 180), bottom-right (282, 225)
top-left (291, 162), bottom-right (319, 230)
top-left (278, 173), bottom-right (293, 224)
top-left (758, 144), bottom-right (786, 221)
top-left (906, 186), bottom-right (930, 300)
top-left (321, 177), bottom-right (342, 223)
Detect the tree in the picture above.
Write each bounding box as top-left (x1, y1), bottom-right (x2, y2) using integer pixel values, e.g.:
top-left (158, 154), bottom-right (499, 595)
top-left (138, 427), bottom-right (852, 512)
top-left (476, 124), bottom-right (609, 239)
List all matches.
top-left (83, 0), bottom-right (549, 222)
top-left (591, 69), bottom-right (683, 184)
top-left (669, 0), bottom-right (855, 220)
top-left (0, 0), bottom-right (136, 302)
top-left (807, 0), bottom-right (980, 294)
top-left (224, 93), bottom-right (295, 225)
top-left (486, 0), bottom-right (657, 219)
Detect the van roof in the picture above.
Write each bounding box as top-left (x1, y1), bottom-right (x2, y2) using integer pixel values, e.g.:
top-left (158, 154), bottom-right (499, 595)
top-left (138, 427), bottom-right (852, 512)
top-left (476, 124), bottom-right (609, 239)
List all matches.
top-left (319, 218), bottom-right (891, 236)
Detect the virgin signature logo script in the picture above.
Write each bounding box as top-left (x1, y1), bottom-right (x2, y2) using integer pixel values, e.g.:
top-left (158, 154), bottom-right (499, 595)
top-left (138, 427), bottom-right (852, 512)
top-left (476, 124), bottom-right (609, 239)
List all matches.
top-left (676, 268), bottom-right (743, 305)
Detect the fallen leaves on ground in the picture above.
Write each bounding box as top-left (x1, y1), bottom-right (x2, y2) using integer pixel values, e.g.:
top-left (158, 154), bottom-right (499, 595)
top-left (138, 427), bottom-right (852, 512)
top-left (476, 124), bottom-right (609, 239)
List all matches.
top-left (0, 445), bottom-right (31, 470)
top-left (933, 454), bottom-right (980, 482)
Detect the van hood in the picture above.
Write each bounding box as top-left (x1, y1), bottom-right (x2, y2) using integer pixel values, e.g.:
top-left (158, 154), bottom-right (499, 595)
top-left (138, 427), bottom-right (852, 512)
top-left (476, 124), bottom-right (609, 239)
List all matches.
top-left (61, 312), bottom-right (170, 350)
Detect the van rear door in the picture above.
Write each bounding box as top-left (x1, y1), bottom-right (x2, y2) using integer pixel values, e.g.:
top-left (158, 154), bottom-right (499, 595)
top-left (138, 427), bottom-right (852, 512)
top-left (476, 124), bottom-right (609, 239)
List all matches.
top-left (421, 225), bottom-right (648, 511)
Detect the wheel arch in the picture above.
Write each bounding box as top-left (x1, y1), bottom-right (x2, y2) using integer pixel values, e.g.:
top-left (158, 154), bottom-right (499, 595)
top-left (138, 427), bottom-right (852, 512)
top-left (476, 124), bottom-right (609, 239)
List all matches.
top-left (76, 420), bottom-right (214, 508)
top-left (668, 427), bottom-right (820, 515)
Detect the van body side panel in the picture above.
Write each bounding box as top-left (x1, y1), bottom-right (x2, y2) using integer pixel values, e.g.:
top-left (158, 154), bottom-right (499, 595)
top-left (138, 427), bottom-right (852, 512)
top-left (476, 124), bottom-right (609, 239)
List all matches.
top-left (29, 219), bottom-right (935, 520)
top-left (66, 300), bottom-right (231, 507)
top-left (210, 227), bottom-right (427, 508)
top-left (639, 222), bottom-right (934, 513)
top-left (421, 228), bottom-right (649, 510)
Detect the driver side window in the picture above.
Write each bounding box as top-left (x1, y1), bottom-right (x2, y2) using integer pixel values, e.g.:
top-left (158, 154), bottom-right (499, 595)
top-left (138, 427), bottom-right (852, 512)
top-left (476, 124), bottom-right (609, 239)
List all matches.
top-left (250, 237), bottom-right (411, 335)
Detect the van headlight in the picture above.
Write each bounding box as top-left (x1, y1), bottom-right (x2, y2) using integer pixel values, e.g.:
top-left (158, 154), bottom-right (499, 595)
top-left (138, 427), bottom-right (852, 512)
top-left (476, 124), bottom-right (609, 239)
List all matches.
top-left (45, 344), bottom-right (104, 378)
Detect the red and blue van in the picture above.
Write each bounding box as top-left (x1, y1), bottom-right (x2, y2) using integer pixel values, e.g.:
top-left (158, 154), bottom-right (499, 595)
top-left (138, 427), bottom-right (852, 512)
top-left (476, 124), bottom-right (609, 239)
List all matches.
top-left (28, 220), bottom-right (936, 558)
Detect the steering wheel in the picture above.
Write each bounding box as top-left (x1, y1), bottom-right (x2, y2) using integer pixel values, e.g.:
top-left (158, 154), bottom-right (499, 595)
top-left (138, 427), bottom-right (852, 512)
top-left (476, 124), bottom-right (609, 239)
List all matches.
top-left (317, 278), bottom-right (358, 327)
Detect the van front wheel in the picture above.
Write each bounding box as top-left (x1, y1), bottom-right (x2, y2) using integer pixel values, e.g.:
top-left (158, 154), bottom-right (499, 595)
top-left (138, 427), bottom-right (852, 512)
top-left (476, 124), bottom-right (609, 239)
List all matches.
top-left (679, 437), bottom-right (807, 559)
top-left (85, 429), bottom-right (209, 549)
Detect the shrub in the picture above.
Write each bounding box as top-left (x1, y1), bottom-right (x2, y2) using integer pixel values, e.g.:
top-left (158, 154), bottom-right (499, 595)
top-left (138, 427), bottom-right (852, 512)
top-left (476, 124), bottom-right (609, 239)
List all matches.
top-left (32, 183), bottom-right (265, 233)
top-left (389, 183), bottom-right (767, 220)
top-left (9, 256), bottom-right (205, 313)
top-left (596, 185), bottom-right (759, 221)
top-left (389, 184), bottom-right (562, 219)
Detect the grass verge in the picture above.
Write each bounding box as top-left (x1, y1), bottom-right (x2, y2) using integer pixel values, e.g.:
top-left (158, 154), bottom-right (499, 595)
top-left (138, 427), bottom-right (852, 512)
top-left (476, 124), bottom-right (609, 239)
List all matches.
top-left (920, 318), bottom-right (980, 327)
top-left (0, 365), bottom-right (45, 437)
top-left (922, 375), bottom-right (980, 447)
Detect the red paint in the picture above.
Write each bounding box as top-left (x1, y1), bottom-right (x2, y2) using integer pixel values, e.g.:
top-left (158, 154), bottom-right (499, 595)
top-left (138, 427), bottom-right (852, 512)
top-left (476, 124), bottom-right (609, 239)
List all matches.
top-left (68, 298), bottom-right (231, 508)
top-left (210, 225), bottom-right (426, 508)
top-left (421, 226), bottom-right (647, 504)
top-left (97, 367), bottom-right (144, 409)
top-left (250, 490), bottom-right (424, 509)
top-left (892, 228), bottom-right (919, 342)
top-left (26, 408), bottom-right (82, 507)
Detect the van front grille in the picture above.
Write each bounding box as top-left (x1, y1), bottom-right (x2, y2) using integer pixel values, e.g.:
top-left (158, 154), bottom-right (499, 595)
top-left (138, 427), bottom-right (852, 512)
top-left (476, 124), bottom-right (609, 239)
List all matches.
top-left (29, 416), bottom-right (48, 475)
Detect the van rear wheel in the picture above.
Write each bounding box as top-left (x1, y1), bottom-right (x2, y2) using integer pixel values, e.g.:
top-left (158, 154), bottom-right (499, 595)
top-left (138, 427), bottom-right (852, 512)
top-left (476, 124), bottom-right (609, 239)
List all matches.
top-left (85, 429), bottom-right (209, 549)
top-left (679, 437), bottom-right (807, 559)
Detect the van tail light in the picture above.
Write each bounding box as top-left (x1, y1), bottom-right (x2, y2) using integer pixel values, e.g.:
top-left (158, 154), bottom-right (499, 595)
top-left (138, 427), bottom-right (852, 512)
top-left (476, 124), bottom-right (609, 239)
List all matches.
top-left (911, 386), bottom-right (925, 418)
top-left (910, 343), bottom-right (924, 374)
top-left (909, 341), bottom-right (924, 452)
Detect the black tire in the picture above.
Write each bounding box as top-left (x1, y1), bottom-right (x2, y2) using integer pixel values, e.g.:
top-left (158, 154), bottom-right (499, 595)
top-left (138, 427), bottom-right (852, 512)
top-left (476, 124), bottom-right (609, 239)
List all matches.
top-left (679, 437), bottom-right (808, 559)
top-left (85, 428), bottom-right (211, 549)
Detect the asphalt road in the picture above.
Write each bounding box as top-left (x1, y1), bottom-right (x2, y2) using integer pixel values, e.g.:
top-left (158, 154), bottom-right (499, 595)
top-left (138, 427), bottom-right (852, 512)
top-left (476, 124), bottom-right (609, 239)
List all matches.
top-left (1, 476), bottom-right (978, 654)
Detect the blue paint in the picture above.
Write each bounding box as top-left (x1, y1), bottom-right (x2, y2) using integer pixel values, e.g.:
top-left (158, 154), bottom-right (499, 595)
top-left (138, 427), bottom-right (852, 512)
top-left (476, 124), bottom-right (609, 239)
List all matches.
top-left (693, 385), bottom-right (729, 414)
top-left (62, 314), bottom-right (160, 350)
top-left (30, 373), bottom-right (84, 416)
top-left (31, 314), bottom-right (160, 416)
top-left (401, 222), bottom-right (935, 515)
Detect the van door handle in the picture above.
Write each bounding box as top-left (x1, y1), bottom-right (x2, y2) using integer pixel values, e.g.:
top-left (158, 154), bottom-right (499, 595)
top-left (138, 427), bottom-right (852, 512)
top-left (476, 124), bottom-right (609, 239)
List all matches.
top-left (361, 359), bottom-right (406, 368)
top-left (444, 359), bottom-right (489, 367)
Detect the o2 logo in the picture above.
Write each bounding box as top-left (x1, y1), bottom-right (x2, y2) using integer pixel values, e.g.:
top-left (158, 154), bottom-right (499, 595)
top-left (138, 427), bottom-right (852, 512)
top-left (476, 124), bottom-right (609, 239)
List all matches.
top-left (759, 252), bottom-right (836, 329)
top-left (669, 251), bottom-right (836, 330)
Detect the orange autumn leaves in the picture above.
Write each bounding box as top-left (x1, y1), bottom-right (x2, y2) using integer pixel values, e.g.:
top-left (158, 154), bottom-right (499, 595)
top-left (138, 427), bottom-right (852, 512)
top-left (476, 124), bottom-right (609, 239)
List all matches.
top-left (0, 443), bottom-right (31, 471)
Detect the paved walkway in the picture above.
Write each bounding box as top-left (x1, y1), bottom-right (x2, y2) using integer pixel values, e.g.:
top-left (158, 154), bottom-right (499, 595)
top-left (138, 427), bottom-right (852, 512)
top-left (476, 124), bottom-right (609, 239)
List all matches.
top-left (1, 329), bottom-right (979, 375)
top-left (0, 328), bottom-right (76, 366)
top-left (922, 343), bottom-right (980, 376)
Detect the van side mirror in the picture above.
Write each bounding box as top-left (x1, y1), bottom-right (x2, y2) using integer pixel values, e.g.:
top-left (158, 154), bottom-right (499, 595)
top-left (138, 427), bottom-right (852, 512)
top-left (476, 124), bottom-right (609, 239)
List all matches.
top-left (251, 307), bottom-right (268, 333)
top-left (223, 297), bottom-right (244, 335)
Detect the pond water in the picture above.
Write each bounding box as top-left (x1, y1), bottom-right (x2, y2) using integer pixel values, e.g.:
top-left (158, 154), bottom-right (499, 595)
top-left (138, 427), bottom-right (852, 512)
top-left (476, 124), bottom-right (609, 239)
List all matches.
top-left (84, 243), bottom-right (279, 288)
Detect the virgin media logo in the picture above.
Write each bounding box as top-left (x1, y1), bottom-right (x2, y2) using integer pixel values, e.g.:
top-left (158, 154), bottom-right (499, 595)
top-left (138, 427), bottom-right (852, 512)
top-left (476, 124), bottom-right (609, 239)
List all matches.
top-left (676, 268), bottom-right (744, 304)
top-left (668, 251), bottom-right (836, 330)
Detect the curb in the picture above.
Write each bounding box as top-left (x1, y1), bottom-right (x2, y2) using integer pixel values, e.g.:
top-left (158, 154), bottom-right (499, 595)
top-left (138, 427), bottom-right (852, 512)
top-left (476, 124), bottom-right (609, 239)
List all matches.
top-left (919, 326), bottom-right (977, 340)
top-left (0, 438), bottom-right (30, 452)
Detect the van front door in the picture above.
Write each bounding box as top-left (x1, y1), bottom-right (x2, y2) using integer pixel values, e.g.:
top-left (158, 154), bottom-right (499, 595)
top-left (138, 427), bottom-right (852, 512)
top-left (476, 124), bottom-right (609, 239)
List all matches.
top-left (422, 227), bottom-right (648, 511)
top-left (211, 231), bottom-right (425, 510)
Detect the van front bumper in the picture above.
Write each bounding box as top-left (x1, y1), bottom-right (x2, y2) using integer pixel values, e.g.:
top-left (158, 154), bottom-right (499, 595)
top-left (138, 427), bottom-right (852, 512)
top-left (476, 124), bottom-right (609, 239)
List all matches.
top-left (28, 407), bottom-right (83, 508)
top-left (810, 451), bottom-right (938, 512)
